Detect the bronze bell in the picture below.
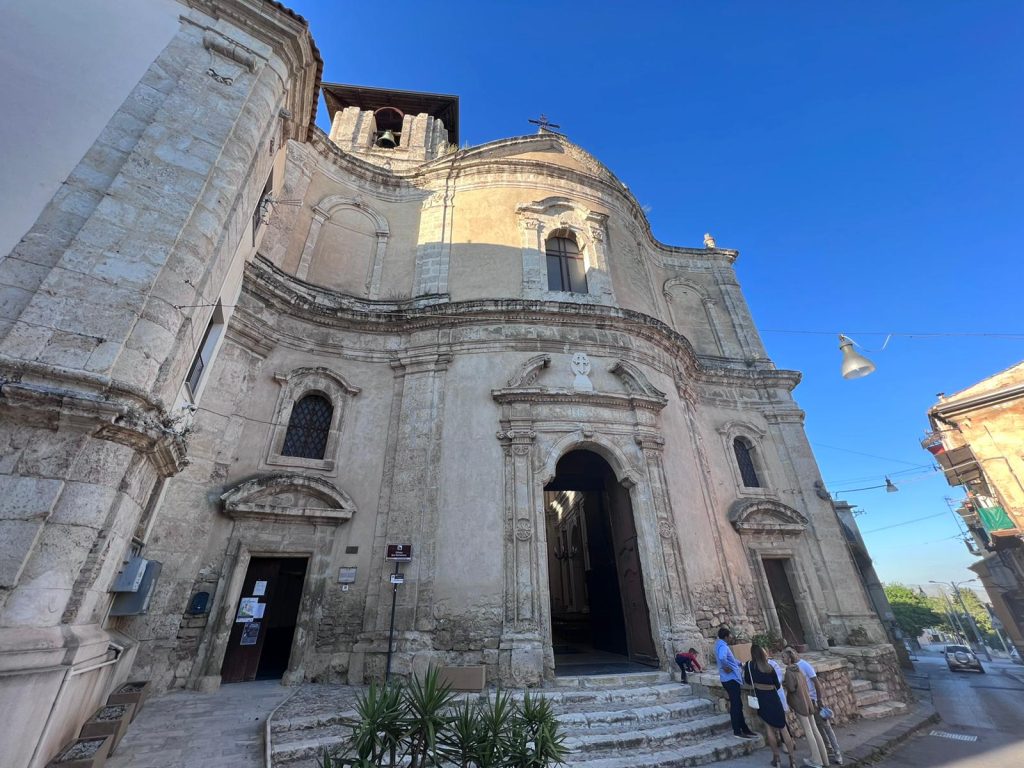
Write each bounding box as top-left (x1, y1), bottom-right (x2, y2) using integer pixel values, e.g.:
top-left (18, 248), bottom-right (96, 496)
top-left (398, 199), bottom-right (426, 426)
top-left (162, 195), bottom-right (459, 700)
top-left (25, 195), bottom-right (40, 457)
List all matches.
top-left (376, 130), bottom-right (397, 148)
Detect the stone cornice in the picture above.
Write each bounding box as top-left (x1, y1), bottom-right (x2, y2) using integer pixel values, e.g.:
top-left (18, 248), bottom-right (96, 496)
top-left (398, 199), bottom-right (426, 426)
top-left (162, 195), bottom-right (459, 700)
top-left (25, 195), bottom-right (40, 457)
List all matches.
top-left (305, 129), bottom-right (740, 265)
top-left (491, 388), bottom-right (667, 413)
top-left (242, 256), bottom-right (801, 394)
top-left (0, 358), bottom-right (188, 477)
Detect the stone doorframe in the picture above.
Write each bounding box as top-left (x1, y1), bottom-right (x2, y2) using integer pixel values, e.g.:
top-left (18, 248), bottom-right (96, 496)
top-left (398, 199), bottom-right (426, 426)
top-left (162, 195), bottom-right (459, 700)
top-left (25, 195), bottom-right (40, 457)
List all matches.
top-left (492, 356), bottom-right (700, 685)
top-left (188, 474), bottom-right (356, 690)
top-left (729, 498), bottom-right (827, 649)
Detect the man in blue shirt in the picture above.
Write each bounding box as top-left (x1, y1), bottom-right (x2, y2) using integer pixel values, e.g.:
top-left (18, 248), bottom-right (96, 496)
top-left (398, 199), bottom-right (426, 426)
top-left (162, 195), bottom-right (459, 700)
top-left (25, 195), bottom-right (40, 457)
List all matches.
top-left (716, 627), bottom-right (757, 738)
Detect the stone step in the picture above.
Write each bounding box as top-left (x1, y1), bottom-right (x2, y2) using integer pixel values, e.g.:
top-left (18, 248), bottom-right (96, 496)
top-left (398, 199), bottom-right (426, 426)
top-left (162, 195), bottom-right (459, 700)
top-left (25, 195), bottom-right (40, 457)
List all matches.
top-left (271, 723), bottom-right (353, 765)
top-left (525, 683), bottom-right (696, 714)
top-left (556, 697), bottom-right (715, 733)
top-left (854, 689), bottom-right (891, 708)
top-left (550, 671), bottom-right (671, 690)
top-left (850, 678), bottom-right (873, 693)
top-left (859, 700), bottom-right (908, 720)
top-left (270, 709), bottom-right (356, 735)
top-left (565, 732), bottom-right (762, 768)
top-left (563, 713), bottom-right (734, 754)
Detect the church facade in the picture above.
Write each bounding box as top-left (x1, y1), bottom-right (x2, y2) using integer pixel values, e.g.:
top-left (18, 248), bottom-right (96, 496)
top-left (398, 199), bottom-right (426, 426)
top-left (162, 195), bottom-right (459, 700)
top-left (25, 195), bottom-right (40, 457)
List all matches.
top-left (0, 1), bottom-right (894, 764)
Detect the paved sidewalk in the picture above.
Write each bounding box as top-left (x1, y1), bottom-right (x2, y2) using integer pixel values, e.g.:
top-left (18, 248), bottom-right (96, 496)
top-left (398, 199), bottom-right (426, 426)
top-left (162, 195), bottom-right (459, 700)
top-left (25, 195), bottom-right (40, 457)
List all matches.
top-left (106, 680), bottom-right (292, 768)
top-left (711, 699), bottom-right (937, 767)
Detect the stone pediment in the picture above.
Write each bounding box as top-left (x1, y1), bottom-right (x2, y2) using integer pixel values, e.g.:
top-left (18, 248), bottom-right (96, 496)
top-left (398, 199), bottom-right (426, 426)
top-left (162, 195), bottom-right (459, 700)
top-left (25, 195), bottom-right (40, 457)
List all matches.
top-left (729, 498), bottom-right (808, 535)
top-left (221, 474), bottom-right (355, 525)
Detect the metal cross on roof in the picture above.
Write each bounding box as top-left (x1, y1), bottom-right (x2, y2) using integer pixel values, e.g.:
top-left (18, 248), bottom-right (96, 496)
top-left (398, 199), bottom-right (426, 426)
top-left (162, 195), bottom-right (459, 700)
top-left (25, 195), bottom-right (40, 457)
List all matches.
top-left (528, 114), bottom-right (561, 134)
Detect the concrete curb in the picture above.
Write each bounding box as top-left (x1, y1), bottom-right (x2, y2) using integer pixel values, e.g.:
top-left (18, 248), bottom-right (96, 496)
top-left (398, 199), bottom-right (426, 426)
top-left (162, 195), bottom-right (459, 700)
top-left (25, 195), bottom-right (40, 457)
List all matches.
top-left (264, 686), bottom-right (303, 768)
top-left (844, 701), bottom-right (940, 766)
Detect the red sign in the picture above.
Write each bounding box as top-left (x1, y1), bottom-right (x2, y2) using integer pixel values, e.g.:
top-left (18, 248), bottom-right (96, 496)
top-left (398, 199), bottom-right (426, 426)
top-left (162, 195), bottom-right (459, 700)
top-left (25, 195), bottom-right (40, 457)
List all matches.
top-left (386, 544), bottom-right (412, 561)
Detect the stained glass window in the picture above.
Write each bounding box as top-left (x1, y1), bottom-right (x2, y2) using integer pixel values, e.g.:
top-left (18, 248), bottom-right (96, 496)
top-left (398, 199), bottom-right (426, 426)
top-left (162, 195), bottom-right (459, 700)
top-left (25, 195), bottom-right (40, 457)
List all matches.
top-left (281, 394), bottom-right (333, 459)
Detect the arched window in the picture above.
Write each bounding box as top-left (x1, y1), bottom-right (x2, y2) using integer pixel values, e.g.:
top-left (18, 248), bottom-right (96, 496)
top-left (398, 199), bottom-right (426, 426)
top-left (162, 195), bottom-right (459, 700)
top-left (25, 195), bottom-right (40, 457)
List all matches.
top-left (282, 394), bottom-right (333, 460)
top-left (733, 437), bottom-right (761, 488)
top-left (546, 234), bottom-right (588, 293)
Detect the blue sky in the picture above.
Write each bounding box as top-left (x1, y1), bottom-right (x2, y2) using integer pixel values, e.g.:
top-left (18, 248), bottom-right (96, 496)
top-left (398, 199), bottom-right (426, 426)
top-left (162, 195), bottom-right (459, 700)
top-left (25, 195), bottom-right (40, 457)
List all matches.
top-left (290, 1), bottom-right (1024, 589)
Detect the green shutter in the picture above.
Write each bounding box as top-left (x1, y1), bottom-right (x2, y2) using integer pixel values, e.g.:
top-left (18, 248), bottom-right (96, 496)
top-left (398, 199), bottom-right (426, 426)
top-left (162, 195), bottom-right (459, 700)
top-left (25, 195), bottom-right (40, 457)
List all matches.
top-left (977, 504), bottom-right (1015, 532)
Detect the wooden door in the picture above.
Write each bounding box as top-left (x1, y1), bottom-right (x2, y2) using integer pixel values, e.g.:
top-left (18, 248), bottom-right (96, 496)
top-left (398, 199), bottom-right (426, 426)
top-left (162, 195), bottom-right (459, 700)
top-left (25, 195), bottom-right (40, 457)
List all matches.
top-left (763, 558), bottom-right (806, 646)
top-left (221, 558), bottom-right (307, 683)
top-left (607, 484), bottom-right (657, 664)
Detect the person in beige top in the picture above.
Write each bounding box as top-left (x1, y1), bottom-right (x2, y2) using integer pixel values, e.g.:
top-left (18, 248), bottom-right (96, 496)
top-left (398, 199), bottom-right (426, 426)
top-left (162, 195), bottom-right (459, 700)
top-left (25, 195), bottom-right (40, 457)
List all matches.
top-left (782, 647), bottom-right (829, 768)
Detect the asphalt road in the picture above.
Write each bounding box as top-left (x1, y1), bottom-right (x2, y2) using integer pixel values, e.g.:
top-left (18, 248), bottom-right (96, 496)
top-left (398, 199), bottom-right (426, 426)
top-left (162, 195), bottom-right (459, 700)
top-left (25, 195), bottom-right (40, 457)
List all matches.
top-left (876, 651), bottom-right (1024, 767)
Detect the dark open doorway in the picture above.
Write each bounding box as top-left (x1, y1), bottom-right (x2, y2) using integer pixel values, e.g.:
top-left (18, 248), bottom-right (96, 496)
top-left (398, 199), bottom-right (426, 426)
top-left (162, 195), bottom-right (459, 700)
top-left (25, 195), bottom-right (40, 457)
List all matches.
top-left (762, 557), bottom-right (807, 647)
top-left (544, 450), bottom-right (657, 674)
top-left (221, 557), bottom-right (308, 683)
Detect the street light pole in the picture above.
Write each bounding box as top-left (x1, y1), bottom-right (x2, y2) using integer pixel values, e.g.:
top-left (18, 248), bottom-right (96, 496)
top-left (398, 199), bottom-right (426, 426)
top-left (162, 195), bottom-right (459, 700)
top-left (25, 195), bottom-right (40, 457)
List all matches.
top-left (951, 580), bottom-right (993, 663)
top-left (932, 579), bottom-right (993, 662)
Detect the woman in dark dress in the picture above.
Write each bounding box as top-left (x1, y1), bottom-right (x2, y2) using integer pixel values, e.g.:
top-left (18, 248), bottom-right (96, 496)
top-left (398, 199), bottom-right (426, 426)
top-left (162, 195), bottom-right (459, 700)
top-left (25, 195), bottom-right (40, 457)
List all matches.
top-left (745, 644), bottom-right (797, 768)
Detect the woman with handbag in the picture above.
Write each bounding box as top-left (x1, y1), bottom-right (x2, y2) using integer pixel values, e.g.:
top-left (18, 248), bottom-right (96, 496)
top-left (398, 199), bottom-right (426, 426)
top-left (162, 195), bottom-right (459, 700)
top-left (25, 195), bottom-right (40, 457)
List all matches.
top-left (744, 644), bottom-right (797, 768)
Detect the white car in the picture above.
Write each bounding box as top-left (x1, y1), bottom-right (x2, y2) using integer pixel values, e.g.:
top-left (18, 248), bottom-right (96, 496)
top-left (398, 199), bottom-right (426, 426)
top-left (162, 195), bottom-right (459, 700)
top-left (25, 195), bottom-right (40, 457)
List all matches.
top-left (944, 644), bottom-right (985, 673)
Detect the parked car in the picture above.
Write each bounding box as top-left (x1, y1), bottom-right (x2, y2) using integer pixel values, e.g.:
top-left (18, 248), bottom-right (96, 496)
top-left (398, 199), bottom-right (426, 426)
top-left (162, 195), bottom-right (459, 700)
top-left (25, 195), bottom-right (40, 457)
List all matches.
top-left (944, 644), bottom-right (985, 673)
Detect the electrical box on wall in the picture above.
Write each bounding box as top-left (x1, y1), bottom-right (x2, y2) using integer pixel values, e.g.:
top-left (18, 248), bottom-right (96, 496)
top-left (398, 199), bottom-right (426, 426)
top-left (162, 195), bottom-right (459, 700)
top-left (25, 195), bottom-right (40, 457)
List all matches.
top-left (111, 556), bottom-right (149, 592)
top-left (110, 561), bottom-right (163, 616)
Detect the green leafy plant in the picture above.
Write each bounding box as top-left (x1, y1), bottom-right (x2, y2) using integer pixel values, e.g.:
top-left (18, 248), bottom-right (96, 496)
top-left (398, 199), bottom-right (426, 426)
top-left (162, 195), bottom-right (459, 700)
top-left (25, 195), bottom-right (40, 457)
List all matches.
top-left (752, 630), bottom-right (784, 652)
top-left (405, 668), bottom-right (457, 768)
top-left (321, 673), bottom-right (566, 768)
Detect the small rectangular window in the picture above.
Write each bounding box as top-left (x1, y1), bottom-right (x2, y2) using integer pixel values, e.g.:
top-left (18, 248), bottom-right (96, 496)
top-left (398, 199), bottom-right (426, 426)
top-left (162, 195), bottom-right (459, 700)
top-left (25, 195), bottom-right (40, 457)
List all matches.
top-left (252, 171), bottom-right (273, 246)
top-left (185, 302), bottom-right (224, 400)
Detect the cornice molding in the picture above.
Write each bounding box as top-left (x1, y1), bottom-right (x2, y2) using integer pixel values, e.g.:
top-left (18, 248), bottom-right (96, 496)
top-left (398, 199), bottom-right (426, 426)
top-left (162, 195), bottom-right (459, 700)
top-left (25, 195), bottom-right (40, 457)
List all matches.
top-left (241, 256), bottom-right (801, 393)
top-left (0, 358), bottom-right (188, 477)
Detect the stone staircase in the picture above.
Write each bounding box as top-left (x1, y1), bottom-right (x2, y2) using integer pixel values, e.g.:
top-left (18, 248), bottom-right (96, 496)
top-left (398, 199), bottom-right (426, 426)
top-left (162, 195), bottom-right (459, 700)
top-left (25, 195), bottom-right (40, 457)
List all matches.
top-left (850, 678), bottom-right (907, 720)
top-left (268, 671), bottom-right (762, 768)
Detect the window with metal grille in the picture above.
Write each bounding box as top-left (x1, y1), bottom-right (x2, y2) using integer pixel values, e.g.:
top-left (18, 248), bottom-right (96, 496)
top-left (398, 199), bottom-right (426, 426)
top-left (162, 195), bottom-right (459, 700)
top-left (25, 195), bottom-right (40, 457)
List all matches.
top-left (733, 437), bottom-right (761, 488)
top-left (281, 394), bottom-right (333, 459)
top-left (546, 235), bottom-right (588, 293)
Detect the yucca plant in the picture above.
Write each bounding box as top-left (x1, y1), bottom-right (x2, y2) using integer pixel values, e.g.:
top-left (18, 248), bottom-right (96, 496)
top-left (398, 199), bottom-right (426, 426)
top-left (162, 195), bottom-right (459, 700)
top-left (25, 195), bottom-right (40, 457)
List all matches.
top-left (403, 667), bottom-right (457, 768)
top-left (441, 698), bottom-right (484, 768)
top-left (473, 689), bottom-right (516, 768)
top-left (319, 672), bottom-right (567, 768)
top-left (328, 680), bottom-right (407, 768)
top-left (516, 692), bottom-right (567, 768)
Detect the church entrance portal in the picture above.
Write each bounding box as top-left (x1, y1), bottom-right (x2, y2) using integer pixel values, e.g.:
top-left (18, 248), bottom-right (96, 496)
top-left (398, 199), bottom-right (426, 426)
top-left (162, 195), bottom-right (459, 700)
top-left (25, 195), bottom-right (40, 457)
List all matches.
top-left (221, 557), bottom-right (308, 683)
top-left (544, 450), bottom-right (657, 673)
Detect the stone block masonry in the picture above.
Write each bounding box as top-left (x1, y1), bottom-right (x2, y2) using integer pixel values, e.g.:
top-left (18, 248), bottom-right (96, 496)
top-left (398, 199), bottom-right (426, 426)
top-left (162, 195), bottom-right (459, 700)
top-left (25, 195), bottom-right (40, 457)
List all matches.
top-left (0, 2), bottom-right (321, 766)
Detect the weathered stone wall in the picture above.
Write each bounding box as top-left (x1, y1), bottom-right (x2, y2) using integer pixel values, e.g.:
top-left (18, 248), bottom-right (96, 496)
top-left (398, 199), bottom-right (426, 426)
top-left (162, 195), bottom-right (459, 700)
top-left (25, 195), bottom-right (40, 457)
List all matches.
top-left (830, 644), bottom-right (913, 703)
top-left (0, 1), bottom-right (320, 764)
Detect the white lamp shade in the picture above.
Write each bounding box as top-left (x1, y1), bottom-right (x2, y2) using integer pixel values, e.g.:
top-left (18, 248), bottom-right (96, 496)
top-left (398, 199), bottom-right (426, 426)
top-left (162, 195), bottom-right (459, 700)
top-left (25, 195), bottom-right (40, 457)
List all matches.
top-left (838, 335), bottom-right (876, 379)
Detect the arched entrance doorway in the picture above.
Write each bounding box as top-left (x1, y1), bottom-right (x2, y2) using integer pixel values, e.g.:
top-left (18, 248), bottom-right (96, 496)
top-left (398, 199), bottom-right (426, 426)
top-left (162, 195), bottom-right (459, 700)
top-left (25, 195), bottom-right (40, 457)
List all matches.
top-left (544, 449), bottom-right (657, 674)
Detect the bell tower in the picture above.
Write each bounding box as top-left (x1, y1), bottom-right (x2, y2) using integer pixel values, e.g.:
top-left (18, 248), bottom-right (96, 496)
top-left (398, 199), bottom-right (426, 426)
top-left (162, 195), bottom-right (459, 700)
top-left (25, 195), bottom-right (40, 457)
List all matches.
top-left (322, 83), bottom-right (459, 168)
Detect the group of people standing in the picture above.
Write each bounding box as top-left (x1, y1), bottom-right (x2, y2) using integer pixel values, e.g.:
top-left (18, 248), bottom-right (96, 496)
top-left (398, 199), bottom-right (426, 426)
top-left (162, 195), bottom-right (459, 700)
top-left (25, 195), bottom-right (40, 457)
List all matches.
top-left (703, 627), bottom-right (844, 768)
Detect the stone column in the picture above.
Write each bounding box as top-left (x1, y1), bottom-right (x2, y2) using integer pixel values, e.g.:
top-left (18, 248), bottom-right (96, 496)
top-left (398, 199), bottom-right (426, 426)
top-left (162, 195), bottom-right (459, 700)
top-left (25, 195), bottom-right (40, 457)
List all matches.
top-left (712, 264), bottom-right (769, 362)
top-left (352, 350), bottom-right (451, 681)
top-left (413, 189), bottom-right (454, 296)
top-left (496, 424), bottom-right (546, 685)
top-left (635, 434), bottom-right (703, 652)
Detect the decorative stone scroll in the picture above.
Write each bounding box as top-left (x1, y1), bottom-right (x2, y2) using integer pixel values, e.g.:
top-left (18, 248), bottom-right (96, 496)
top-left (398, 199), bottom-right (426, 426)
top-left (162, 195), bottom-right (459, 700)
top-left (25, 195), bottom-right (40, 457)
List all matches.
top-left (507, 354), bottom-right (551, 388)
top-left (610, 360), bottom-right (667, 400)
top-left (221, 474), bottom-right (356, 525)
top-left (729, 498), bottom-right (809, 535)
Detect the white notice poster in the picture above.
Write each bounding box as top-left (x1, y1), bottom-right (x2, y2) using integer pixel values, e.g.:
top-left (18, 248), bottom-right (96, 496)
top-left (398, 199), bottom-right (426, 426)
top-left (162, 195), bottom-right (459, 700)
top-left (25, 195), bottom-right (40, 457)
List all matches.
top-left (253, 580), bottom-right (268, 596)
top-left (253, 603), bottom-right (266, 619)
